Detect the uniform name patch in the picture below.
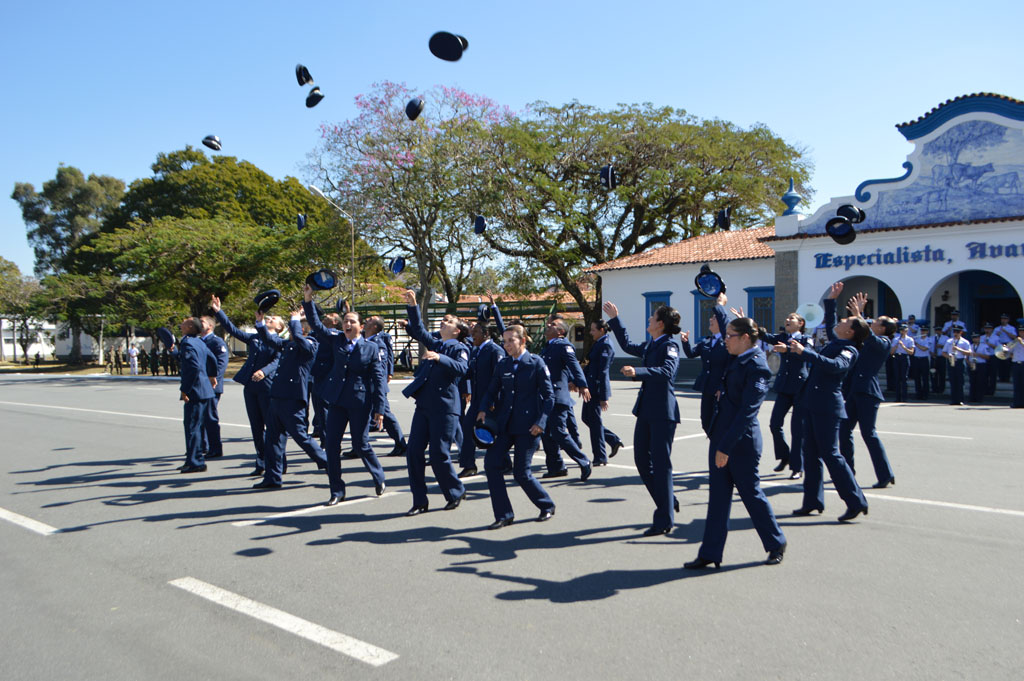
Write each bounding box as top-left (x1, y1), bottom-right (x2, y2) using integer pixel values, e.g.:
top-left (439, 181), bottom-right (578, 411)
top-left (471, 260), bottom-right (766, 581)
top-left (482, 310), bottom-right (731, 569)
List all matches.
top-left (667, 345), bottom-right (678, 358)
top-left (460, 350), bottom-right (469, 361)
top-left (565, 346), bottom-right (575, 355)
top-left (841, 349), bottom-right (854, 360)
top-left (754, 377), bottom-right (769, 393)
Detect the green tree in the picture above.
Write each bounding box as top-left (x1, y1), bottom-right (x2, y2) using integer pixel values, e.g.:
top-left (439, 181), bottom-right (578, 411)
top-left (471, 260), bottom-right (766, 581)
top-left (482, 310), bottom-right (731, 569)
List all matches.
top-left (0, 258), bottom-right (44, 363)
top-left (309, 82), bottom-right (511, 310)
top-left (478, 101), bottom-right (812, 332)
top-left (11, 166), bottom-right (125, 361)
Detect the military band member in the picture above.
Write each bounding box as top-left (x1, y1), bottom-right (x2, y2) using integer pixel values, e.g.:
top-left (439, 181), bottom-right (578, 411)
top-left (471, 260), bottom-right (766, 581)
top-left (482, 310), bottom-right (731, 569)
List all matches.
top-left (980, 322), bottom-right (998, 395)
top-left (912, 326), bottom-right (933, 400)
top-left (942, 324), bottom-right (972, 406)
top-left (933, 326), bottom-right (950, 394)
top-left (968, 332), bottom-right (989, 404)
top-left (891, 323), bottom-right (914, 403)
top-left (941, 310), bottom-right (961, 335)
top-left (993, 314), bottom-right (1016, 382)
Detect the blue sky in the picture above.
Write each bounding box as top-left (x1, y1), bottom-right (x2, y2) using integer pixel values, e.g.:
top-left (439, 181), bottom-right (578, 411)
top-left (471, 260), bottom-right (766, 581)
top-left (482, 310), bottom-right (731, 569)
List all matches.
top-left (2, 0), bottom-right (1022, 276)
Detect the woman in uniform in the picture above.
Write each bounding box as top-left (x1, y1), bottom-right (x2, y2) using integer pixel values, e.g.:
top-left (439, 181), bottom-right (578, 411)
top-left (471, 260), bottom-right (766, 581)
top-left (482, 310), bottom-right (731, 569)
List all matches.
top-left (837, 292), bottom-right (897, 488)
top-left (762, 311), bottom-right (811, 479)
top-left (603, 300), bottom-right (682, 537)
top-left (790, 282), bottom-right (871, 523)
top-left (684, 317), bottom-right (787, 569)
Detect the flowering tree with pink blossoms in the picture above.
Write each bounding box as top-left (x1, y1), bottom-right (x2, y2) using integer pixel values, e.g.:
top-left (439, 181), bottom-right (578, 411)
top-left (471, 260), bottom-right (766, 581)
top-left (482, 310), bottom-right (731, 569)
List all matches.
top-left (309, 81), bottom-right (515, 310)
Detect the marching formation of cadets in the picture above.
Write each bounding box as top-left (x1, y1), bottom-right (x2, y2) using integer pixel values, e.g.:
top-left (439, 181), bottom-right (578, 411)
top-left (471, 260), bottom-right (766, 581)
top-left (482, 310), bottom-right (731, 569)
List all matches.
top-left (166, 281), bottom-right (1024, 569)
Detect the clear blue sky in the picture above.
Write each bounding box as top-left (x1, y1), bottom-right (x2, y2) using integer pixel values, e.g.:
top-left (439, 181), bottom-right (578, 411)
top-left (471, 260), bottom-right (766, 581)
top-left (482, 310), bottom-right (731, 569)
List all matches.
top-left (2, 0), bottom-right (1022, 276)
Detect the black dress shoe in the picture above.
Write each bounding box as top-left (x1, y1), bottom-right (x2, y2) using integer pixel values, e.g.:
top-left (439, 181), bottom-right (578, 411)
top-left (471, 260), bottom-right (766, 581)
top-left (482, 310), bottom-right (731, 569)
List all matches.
top-left (773, 458), bottom-right (789, 472)
top-left (609, 442), bottom-right (621, 458)
top-left (406, 505), bottom-right (428, 516)
top-left (443, 497), bottom-right (462, 511)
top-left (249, 467), bottom-right (265, 477)
top-left (457, 467), bottom-right (478, 479)
top-left (205, 452), bottom-right (223, 459)
top-left (674, 496), bottom-right (680, 513)
top-left (388, 443), bottom-right (408, 457)
top-left (488, 517), bottom-right (514, 530)
top-left (375, 483), bottom-right (386, 497)
top-left (683, 557), bottom-right (721, 570)
top-left (580, 464), bottom-right (593, 482)
top-left (765, 543), bottom-right (786, 565)
top-left (788, 471), bottom-right (803, 480)
top-left (180, 464), bottom-right (207, 474)
top-left (342, 450), bottom-right (360, 460)
top-left (872, 477), bottom-right (894, 489)
top-left (537, 508), bottom-right (556, 522)
top-left (252, 480), bottom-right (281, 490)
top-left (325, 494), bottom-right (345, 507)
top-left (837, 506), bottom-right (868, 523)
top-left (643, 526), bottom-right (671, 537)
top-left (593, 461), bottom-right (608, 467)
top-left (792, 505), bottom-right (824, 516)
top-left (542, 469), bottom-right (568, 479)
top-left (501, 465), bottom-right (513, 475)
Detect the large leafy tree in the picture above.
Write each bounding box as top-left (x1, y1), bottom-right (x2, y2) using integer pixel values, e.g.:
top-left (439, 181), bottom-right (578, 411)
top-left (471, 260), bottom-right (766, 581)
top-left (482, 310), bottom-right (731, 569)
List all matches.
top-left (11, 166), bottom-right (125, 360)
top-left (88, 149), bottom-right (376, 322)
top-left (0, 257), bottom-right (44, 363)
top-left (309, 81), bottom-right (513, 310)
top-left (477, 101), bottom-right (813, 329)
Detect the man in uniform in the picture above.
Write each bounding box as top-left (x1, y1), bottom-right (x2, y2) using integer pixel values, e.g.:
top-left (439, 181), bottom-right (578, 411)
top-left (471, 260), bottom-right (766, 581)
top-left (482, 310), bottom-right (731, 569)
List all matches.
top-left (174, 317), bottom-right (219, 473)
top-left (1011, 324), bottom-right (1024, 408)
top-left (199, 315), bottom-right (230, 460)
top-left (911, 325), bottom-right (932, 400)
top-left (457, 315), bottom-right (506, 478)
top-left (582, 318), bottom-right (622, 466)
top-left (890, 323), bottom-right (914, 402)
top-left (942, 323), bottom-right (972, 406)
top-left (992, 314), bottom-right (1016, 382)
top-left (364, 316), bottom-right (407, 458)
top-left (539, 318), bottom-right (593, 481)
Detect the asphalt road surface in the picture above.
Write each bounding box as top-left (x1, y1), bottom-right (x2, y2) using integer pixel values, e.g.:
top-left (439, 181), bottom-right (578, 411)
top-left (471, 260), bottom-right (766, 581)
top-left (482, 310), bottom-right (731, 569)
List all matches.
top-left (1, 375), bottom-right (1021, 681)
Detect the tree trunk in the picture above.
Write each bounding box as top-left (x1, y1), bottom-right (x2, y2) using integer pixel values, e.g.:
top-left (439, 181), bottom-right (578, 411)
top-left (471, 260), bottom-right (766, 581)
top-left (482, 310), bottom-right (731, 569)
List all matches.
top-left (69, 320), bottom-right (83, 364)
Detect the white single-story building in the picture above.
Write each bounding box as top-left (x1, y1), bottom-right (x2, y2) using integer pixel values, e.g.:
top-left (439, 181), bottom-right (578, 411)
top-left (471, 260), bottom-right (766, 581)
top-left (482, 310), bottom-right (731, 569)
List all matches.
top-left (591, 92), bottom-right (1024, 352)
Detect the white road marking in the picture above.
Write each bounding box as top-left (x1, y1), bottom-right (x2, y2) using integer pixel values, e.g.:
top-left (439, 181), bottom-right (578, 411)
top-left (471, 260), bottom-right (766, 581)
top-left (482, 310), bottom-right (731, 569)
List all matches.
top-left (760, 481), bottom-right (1024, 518)
top-left (0, 401), bottom-right (249, 428)
top-left (168, 577), bottom-right (398, 666)
top-left (0, 506), bottom-right (59, 535)
top-left (618, 433), bottom-right (706, 451)
top-left (609, 413), bottom-right (700, 422)
top-left (875, 430), bottom-right (973, 440)
top-left (232, 493), bottom-right (397, 527)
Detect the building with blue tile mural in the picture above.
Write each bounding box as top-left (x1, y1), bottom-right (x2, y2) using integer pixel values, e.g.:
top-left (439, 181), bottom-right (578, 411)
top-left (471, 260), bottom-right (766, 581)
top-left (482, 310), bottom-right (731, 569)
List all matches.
top-left (593, 93), bottom-right (1024, 349)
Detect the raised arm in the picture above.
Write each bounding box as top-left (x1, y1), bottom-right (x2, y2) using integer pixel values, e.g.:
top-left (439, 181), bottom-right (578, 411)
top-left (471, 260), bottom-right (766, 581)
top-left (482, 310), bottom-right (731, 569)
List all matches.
top-left (301, 286), bottom-right (331, 342)
top-left (402, 290), bottom-right (443, 351)
top-left (213, 302), bottom-right (257, 344)
top-left (603, 301), bottom-right (645, 358)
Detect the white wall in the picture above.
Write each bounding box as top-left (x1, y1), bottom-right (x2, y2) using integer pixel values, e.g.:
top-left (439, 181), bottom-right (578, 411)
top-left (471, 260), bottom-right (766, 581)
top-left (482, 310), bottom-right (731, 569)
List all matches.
top-left (599, 258), bottom-right (775, 353)
top-left (788, 219), bottom-right (1024, 319)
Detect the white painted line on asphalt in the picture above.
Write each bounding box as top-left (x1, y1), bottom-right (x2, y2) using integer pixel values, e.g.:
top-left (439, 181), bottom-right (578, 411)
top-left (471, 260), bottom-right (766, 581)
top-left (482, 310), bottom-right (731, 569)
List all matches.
top-left (618, 432), bottom-right (706, 451)
top-left (0, 506), bottom-right (59, 535)
top-left (231, 492), bottom-right (398, 527)
top-left (608, 413), bottom-right (700, 422)
top-left (875, 430), bottom-right (973, 440)
top-left (0, 401), bottom-right (250, 428)
top-left (760, 481), bottom-right (1024, 518)
top-left (169, 577), bottom-right (398, 666)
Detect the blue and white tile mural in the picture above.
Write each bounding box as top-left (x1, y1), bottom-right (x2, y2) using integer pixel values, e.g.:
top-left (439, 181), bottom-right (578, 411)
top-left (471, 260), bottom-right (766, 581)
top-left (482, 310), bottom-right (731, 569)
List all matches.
top-left (799, 95), bottom-right (1024, 235)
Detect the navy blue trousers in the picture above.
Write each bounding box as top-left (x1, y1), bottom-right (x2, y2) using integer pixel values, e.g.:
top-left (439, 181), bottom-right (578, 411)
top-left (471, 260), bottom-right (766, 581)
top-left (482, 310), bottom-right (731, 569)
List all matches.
top-left (893, 354), bottom-right (910, 402)
top-left (324, 402), bottom-right (385, 496)
top-left (183, 397), bottom-right (210, 468)
top-left (699, 391), bottom-right (716, 435)
top-left (932, 356), bottom-right (946, 393)
top-left (201, 393), bottom-right (222, 456)
top-left (949, 359), bottom-right (966, 404)
top-left (839, 392), bottom-right (893, 485)
top-left (912, 357), bottom-right (930, 399)
top-left (580, 399), bottom-right (622, 465)
top-left (242, 384), bottom-right (271, 469)
top-left (1012, 362), bottom-right (1024, 407)
top-left (768, 392), bottom-right (803, 472)
top-left (458, 399), bottom-right (484, 469)
top-left (406, 408), bottom-right (465, 508)
top-left (484, 432), bottom-right (554, 522)
top-left (633, 417), bottom-right (677, 530)
top-left (801, 411), bottom-right (868, 512)
top-left (543, 404), bottom-right (590, 472)
top-left (698, 443), bottom-right (786, 563)
top-left (968, 362), bottom-right (987, 403)
top-left (263, 398), bottom-right (328, 486)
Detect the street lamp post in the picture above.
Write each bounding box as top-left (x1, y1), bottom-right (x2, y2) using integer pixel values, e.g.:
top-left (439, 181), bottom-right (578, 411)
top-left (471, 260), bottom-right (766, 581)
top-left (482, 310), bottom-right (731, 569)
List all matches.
top-left (308, 185), bottom-right (356, 304)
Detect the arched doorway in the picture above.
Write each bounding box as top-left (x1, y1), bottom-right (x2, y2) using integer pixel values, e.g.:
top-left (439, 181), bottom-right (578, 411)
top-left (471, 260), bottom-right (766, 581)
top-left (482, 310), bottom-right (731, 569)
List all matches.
top-left (924, 270), bottom-right (1023, 332)
top-left (822, 275), bottom-right (903, 320)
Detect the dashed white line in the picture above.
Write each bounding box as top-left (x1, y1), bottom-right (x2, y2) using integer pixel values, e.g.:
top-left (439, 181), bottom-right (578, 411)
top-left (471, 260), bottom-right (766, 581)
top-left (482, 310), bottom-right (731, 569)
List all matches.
top-left (875, 430), bottom-right (973, 440)
top-left (0, 400), bottom-right (249, 428)
top-left (0, 506), bottom-right (59, 535)
top-left (231, 493), bottom-right (397, 527)
top-left (168, 577), bottom-right (398, 666)
top-left (618, 432), bottom-right (706, 451)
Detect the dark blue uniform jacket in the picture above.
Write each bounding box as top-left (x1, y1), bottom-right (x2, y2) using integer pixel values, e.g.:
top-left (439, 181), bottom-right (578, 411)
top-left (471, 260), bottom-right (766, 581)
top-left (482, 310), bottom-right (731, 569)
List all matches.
top-left (480, 351), bottom-right (554, 434)
top-left (608, 317), bottom-right (681, 422)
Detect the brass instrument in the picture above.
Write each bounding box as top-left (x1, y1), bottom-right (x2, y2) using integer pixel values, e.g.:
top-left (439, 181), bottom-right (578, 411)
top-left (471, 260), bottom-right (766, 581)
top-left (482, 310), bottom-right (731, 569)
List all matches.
top-left (996, 339), bottom-right (1019, 361)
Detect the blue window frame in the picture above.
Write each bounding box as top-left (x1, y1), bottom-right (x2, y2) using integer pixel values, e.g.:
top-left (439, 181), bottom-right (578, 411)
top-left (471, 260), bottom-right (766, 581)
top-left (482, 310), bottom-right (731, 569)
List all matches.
top-left (692, 289), bottom-right (716, 339)
top-left (643, 291), bottom-right (672, 341)
top-left (744, 286), bottom-right (775, 333)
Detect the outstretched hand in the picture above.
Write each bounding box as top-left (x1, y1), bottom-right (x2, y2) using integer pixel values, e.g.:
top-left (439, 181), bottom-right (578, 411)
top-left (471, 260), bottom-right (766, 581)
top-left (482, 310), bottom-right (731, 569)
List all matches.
top-left (827, 281), bottom-right (844, 300)
top-left (402, 289), bottom-right (417, 306)
top-left (210, 295), bottom-right (221, 313)
top-left (302, 283), bottom-right (314, 303)
top-left (602, 301), bottom-right (619, 319)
